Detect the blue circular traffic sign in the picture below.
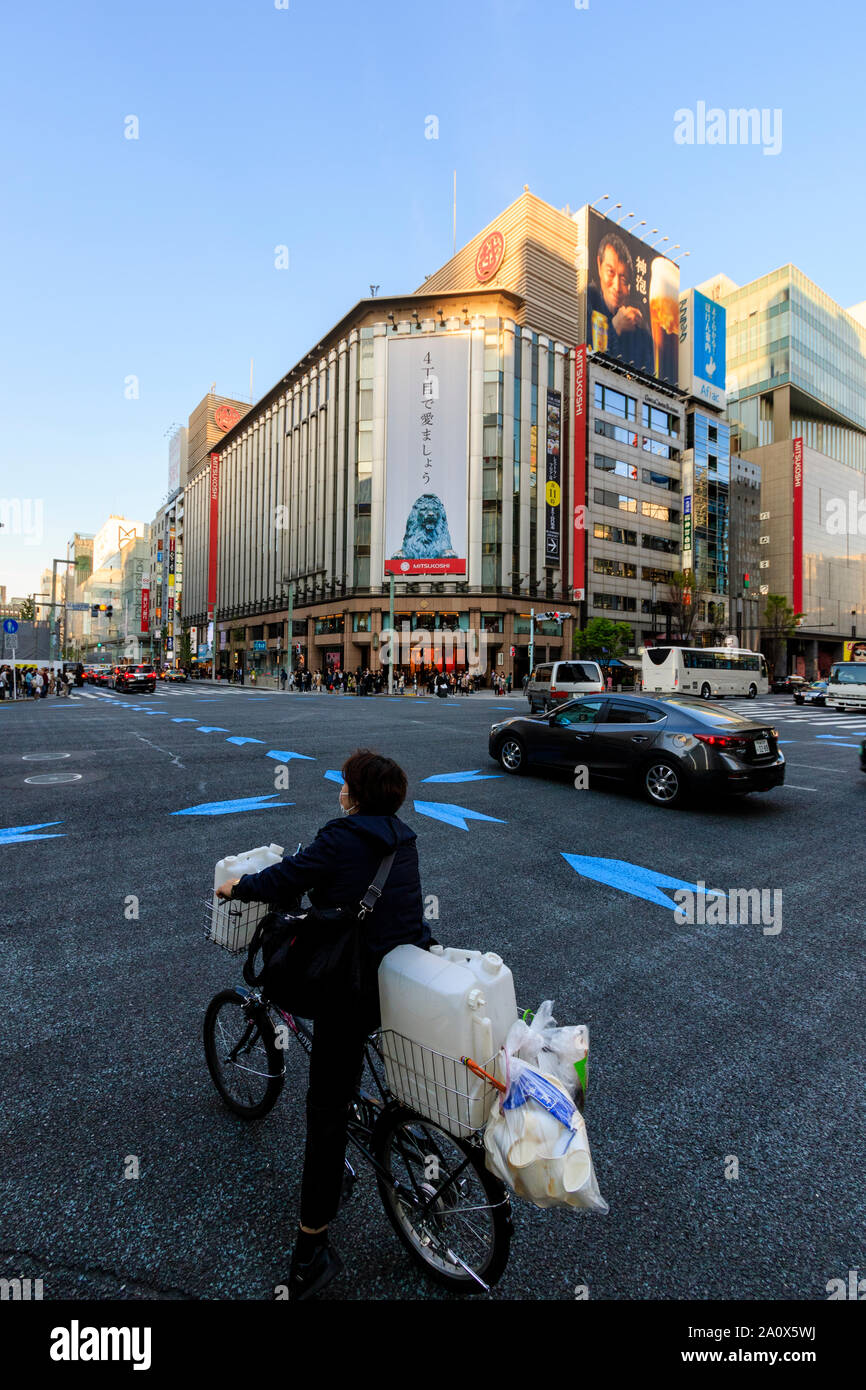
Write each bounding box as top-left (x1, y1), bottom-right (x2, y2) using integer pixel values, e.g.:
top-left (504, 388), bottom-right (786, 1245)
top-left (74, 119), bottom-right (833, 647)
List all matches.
top-left (3, 618), bottom-right (18, 634)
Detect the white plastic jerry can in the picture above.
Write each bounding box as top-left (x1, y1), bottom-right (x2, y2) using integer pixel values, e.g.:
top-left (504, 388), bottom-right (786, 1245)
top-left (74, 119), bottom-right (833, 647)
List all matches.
top-left (211, 843), bottom-right (285, 948)
top-left (378, 943), bottom-right (518, 1134)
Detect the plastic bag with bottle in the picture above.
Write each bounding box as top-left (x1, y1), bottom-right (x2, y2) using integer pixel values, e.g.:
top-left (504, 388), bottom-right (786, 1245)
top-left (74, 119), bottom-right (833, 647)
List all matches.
top-left (508, 1000), bottom-right (589, 1105)
top-left (482, 1008), bottom-right (607, 1214)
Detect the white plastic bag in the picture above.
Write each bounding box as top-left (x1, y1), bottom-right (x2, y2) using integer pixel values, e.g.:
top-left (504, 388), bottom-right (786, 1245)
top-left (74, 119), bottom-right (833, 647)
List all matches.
top-left (483, 1050), bottom-right (608, 1213)
top-left (508, 1001), bottom-right (589, 1103)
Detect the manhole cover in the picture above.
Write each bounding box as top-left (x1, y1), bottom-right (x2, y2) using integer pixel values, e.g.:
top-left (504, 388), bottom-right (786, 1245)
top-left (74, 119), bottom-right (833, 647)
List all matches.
top-left (24, 772), bottom-right (83, 785)
top-left (22, 752), bottom-right (71, 762)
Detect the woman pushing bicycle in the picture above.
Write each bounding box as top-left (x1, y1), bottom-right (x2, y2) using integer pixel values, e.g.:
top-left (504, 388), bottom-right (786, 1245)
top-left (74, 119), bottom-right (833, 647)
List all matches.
top-left (216, 749), bottom-right (432, 1301)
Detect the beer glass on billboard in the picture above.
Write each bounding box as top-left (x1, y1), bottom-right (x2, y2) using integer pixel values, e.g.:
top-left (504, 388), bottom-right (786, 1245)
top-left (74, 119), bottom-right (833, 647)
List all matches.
top-left (649, 256), bottom-right (679, 383)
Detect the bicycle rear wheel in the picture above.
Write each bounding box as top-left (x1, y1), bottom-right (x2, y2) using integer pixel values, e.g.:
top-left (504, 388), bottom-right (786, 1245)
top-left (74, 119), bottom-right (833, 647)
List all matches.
top-left (203, 990), bottom-right (284, 1119)
top-left (372, 1104), bottom-right (512, 1292)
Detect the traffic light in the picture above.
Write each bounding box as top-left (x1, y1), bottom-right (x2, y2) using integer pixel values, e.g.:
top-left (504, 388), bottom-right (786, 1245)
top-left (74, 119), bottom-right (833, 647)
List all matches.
top-left (106, 605), bottom-right (113, 618)
top-left (743, 573), bottom-right (750, 590)
top-left (97, 642), bottom-right (102, 649)
top-left (91, 605), bottom-right (99, 617)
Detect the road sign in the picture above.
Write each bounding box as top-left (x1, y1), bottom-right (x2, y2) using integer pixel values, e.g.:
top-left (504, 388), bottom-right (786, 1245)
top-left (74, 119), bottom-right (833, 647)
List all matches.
top-left (3, 618), bottom-right (19, 634)
top-left (65, 603), bottom-right (91, 612)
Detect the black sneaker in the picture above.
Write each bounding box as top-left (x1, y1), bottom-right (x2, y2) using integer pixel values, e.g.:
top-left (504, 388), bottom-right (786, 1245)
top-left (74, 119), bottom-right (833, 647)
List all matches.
top-left (287, 1241), bottom-right (344, 1302)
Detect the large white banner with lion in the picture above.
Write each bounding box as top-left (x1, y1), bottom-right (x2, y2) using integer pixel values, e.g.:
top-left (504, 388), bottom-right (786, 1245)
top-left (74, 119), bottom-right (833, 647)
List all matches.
top-left (384, 333), bottom-right (469, 575)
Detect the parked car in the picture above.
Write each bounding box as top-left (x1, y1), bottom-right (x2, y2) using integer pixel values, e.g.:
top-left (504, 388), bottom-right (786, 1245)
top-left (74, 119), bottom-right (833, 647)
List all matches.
top-left (525, 660), bottom-right (604, 714)
top-left (488, 693), bottom-right (785, 807)
top-left (114, 664), bottom-right (157, 693)
top-left (770, 674), bottom-right (808, 694)
top-left (793, 680), bottom-right (828, 706)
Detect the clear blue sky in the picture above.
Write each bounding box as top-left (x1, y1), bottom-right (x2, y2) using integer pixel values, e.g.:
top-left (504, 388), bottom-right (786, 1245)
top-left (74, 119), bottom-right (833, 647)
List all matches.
top-left (1, 0), bottom-right (863, 596)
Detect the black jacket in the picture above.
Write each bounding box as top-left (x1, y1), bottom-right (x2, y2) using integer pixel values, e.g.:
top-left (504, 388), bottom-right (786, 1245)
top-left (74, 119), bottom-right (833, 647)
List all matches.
top-left (233, 814), bottom-right (431, 957)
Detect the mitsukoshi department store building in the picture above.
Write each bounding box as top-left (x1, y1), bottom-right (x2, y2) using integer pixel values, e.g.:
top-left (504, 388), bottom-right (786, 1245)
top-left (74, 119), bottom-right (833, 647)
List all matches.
top-left (182, 189), bottom-right (714, 680)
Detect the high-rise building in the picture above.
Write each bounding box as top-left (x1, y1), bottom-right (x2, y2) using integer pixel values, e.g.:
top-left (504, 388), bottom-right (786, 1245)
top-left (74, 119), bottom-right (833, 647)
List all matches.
top-left (700, 265), bottom-right (866, 675)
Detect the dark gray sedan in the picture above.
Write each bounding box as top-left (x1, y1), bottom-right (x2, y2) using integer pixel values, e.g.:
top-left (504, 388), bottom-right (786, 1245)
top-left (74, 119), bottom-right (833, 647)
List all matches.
top-left (488, 693), bottom-right (785, 807)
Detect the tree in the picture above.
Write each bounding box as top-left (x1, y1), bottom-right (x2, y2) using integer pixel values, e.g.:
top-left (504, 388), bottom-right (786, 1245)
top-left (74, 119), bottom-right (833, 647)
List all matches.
top-left (179, 630), bottom-right (192, 668)
top-left (762, 594), bottom-right (804, 676)
top-left (665, 570), bottom-right (700, 642)
top-left (19, 595), bottom-right (35, 619)
top-left (572, 617), bottom-right (633, 662)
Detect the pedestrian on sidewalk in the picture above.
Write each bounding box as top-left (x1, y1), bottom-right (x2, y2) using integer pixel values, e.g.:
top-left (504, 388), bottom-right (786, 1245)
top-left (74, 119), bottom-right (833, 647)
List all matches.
top-left (280, 667), bottom-right (288, 690)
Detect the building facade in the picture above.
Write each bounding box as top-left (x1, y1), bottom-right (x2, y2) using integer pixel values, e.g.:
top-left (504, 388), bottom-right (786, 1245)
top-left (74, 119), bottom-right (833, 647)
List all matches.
top-left (701, 264), bottom-right (866, 673)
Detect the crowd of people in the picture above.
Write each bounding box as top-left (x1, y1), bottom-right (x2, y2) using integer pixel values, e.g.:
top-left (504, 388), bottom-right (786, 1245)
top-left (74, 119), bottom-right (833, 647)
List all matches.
top-left (271, 665), bottom-right (517, 696)
top-left (0, 663), bottom-right (84, 700)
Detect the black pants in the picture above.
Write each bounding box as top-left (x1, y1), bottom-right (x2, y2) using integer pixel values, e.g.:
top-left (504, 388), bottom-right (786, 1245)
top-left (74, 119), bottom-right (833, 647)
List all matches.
top-left (299, 997), bottom-right (379, 1229)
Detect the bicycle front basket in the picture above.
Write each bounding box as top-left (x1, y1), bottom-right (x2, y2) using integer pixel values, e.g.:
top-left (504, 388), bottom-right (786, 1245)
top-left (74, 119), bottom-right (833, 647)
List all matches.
top-left (203, 892), bottom-right (269, 955)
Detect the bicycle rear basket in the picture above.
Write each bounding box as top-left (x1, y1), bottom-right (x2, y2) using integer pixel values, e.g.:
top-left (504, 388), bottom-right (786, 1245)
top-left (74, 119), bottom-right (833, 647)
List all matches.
top-left (376, 1030), bottom-right (505, 1138)
top-left (203, 892), bottom-right (269, 955)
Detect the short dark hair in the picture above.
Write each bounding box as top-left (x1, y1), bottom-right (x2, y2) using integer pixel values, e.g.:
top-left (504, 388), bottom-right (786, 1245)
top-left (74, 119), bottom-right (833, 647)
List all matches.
top-left (342, 748), bottom-right (408, 815)
top-left (597, 231), bottom-right (634, 281)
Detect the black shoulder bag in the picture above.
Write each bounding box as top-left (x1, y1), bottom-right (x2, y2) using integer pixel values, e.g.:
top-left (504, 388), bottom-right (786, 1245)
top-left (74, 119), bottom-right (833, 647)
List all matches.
top-left (243, 852), bottom-right (396, 1018)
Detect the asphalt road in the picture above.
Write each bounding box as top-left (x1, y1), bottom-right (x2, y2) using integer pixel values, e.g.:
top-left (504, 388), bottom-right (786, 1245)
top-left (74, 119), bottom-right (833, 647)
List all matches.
top-left (0, 684), bottom-right (863, 1301)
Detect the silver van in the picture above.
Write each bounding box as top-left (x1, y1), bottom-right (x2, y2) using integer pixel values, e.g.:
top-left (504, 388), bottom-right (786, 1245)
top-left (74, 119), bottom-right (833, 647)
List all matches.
top-left (525, 660), bottom-right (605, 713)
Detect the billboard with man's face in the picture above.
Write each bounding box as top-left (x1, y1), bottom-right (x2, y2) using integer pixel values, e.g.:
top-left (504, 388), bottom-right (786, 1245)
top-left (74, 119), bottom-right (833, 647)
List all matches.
top-left (585, 210), bottom-right (680, 387)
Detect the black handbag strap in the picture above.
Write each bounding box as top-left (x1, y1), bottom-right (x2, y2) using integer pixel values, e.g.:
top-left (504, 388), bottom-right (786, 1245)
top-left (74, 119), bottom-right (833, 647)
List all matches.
top-left (357, 851), bottom-right (396, 919)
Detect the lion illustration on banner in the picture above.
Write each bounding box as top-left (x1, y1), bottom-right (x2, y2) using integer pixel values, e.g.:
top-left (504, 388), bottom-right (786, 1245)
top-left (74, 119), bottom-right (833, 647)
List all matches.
top-left (391, 493), bottom-right (457, 560)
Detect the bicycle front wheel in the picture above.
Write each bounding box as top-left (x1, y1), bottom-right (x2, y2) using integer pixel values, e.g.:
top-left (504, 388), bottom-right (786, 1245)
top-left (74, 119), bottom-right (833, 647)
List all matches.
top-left (372, 1104), bottom-right (512, 1292)
top-left (203, 990), bottom-right (284, 1119)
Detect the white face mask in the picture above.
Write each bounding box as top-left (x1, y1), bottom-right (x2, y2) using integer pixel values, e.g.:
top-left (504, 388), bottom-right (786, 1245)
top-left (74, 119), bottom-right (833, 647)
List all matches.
top-left (339, 786), bottom-right (357, 816)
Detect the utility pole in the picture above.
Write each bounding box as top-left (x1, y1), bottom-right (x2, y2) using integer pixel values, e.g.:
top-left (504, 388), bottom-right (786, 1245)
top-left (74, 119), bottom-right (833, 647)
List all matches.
top-left (387, 572), bottom-right (395, 696)
top-left (286, 580), bottom-right (294, 689)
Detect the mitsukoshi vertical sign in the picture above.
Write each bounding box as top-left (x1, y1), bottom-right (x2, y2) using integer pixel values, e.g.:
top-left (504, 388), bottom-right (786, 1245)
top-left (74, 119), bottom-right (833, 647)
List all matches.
top-left (384, 335), bottom-right (469, 575)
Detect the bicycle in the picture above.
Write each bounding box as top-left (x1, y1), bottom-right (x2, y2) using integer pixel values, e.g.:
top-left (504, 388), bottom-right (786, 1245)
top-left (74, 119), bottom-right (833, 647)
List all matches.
top-left (201, 893), bottom-right (514, 1293)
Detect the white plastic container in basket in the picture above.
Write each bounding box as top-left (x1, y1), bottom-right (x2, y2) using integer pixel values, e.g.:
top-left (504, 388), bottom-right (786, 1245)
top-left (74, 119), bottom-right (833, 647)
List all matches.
top-left (378, 943), bottom-right (518, 1135)
top-left (210, 843), bottom-right (285, 949)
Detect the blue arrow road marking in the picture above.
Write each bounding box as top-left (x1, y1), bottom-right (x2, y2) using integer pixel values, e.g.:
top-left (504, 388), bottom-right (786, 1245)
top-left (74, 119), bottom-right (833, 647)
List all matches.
top-left (171, 718), bottom-right (199, 723)
top-left (421, 770), bottom-right (503, 784)
top-left (814, 740), bottom-right (860, 748)
top-left (323, 770), bottom-right (344, 784)
top-left (0, 821), bottom-right (66, 844)
top-left (265, 750), bottom-right (316, 762)
top-left (561, 854), bottom-right (725, 910)
top-left (225, 736), bottom-right (265, 746)
top-left (196, 726), bottom-right (231, 733)
top-left (413, 801), bottom-right (506, 831)
top-left (492, 706), bottom-right (516, 710)
top-left (171, 793), bottom-right (295, 817)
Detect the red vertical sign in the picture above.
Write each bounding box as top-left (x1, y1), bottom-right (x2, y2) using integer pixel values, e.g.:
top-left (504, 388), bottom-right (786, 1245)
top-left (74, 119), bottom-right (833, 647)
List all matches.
top-left (572, 346), bottom-right (587, 599)
top-left (792, 437), bottom-right (803, 613)
top-left (208, 452), bottom-right (220, 621)
top-left (140, 587), bottom-right (150, 634)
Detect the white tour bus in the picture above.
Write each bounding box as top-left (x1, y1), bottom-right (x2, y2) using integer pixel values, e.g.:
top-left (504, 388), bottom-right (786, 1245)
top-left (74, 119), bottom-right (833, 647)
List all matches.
top-left (640, 645), bottom-right (769, 700)
top-left (825, 661), bottom-right (866, 711)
